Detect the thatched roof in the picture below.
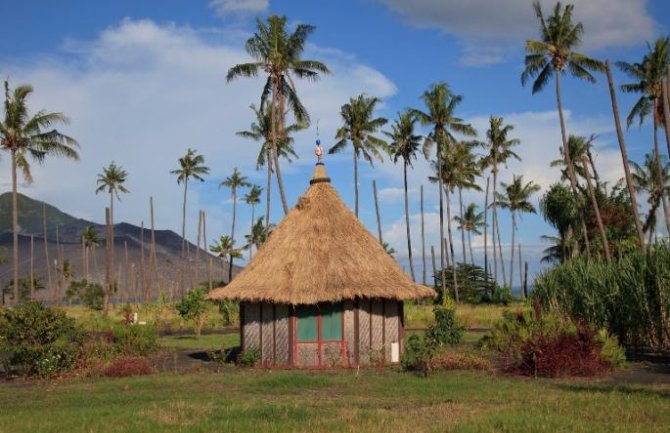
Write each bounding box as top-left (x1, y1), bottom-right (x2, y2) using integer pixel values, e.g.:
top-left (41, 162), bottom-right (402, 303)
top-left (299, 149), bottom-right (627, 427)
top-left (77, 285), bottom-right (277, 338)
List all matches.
top-left (206, 163), bottom-right (435, 304)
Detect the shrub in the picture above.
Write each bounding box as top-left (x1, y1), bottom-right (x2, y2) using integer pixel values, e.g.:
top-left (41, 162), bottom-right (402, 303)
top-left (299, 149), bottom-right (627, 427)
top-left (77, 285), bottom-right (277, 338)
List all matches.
top-left (430, 349), bottom-right (493, 371)
top-left (401, 334), bottom-right (437, 376)
top-left (238, 347), bottom-right (261, 367)
top-left (0, 302), bottom-right (82, 378)
top-left (425, 307), bottom-right (464, 347)
top-left (175, 289), bottom-right (209, 338)
top-left (217, 300), bottom-right (239, 327)
top-left (112, 325), bottom-right (158, 356)
top-left (104, 356), bottom-right (153, 377)
top-left (596, 330), bottom-right (628, 369)
top-left (65, 279), bottom-right (104, 311)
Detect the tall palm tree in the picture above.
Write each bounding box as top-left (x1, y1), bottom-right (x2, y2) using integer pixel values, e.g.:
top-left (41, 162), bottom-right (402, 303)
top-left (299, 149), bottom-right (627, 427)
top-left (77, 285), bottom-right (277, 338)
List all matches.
top-left (81, 225), bottom-right (100, 279)
top-left (220, 168), bottom-right (251, 282)
top-left (328, 94), bottom-right (388, 217)
top-left (244, 217), bottom-right (275, 253)
top-left (522, 1), bottom-right (605, 256)
top-left (540, 182), bottom-right (579, 263)
top-left (454, 203), bottom-right (485, 266)
top-left (479, 116), bottom-right (520, 285)
top-left (617, 37), bottom-right (670, 233)
top-left (451, 142), bottom-right (482, 265)
top-left (237, 104), bottom-right (303, 230)
top-left (0, 81), bottom-right (79, 302)
top-left (96, 162), bottom-right (129, 229)
top-left (412, 83), bottom-right (476, 303)
top-left (631, 153), bottom-right (670, 243)
top-left (243, 184), bottom-right (262, 260)
top-left (209, 235), bottom-right (242, 280)
top-left (227, 15), bottom-right (329, 215)
top-left (386, 111), bottom-right (422, 281)
top-left (496, 175), bottom-right (541, 290)
top-left (171, 149), bottom-right (209, 293)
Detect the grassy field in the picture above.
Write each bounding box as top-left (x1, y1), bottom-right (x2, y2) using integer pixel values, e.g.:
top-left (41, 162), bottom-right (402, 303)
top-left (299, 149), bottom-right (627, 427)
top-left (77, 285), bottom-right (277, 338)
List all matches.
top-left (0, 369), bottom-right (668, 433)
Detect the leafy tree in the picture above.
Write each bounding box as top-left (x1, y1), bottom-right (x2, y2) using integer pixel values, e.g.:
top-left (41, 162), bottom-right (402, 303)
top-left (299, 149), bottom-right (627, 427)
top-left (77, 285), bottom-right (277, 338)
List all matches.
top-left (244, 217), bottom-right (274, 253)
top-left (220, 168), bottom-right (251, 282)
top-left (210, 235), bottom-right (243, 280)
top-left (3, 277), bottom-right (45, 304)
top-left (227, 15), bottom-right (329, 214)
top-left (540, 183), bottom-right (579, 263)
top-left (0, 80), bottom-right (79, 302)
top-left (386, 110), bottom-right (422, 281)
top-left (328, 94), bottom-right (388, 217)
top-left (65, 279), bottom-right (104, 311)
top-left (243, 184), bottom-right (263, 259)
top-left (175, 289), bottom-right (209, 339)
top-left (455, 203), bottom-right (485, 266)
top-left (95, 161), bottom-right (129, 228)
top-left (631, 153), bottom-right (670, 243)
top-left (81, 225), bottom-right (100, 279)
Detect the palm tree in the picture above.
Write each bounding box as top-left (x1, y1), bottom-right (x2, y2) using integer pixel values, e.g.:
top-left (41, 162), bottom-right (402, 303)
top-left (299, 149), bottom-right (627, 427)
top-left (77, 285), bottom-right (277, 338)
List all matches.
top-left (328, 94), bottom-right (388, 217)
top-left (210, 235), bottom-right (242, 280)
top-left (522, 1), bottom-right (605, 256)
top-left (96, 161), bottom-right (129, 230)
top-left (479, 116), bottom-right (520, 285)
top-left (617, 37), bottom-right (670, 233)
top-left (243, 184), bottom-right (263, 260)
top-left (454, 203), bottom-right (485, 266)
top-left (540, 182), bottom-right (580, 263)
top-left (244, 217), bottom-right (275, 253)
top-left (451, 142), bottom-right (482, 265)
top-left (551, 135), bottom-right (611, 259)
top-left (631, 153), bottom-right (670, 243)
top-left (237, 104), bottom-right (303, 230)
top-left (220, 168), bottom-right (251, 282)
top-left (0, 80), bottom-right (79, 302)
top-left (412, 83), bottom-right (476, 303)
top-left (171, 149), bottom-right (209, 294)
top-left (227, 15), bottom-right (329, 215)
top-left (386, 111), bottom-right (422, 281)
top-left (496, 175), bottom-right (541, 290)
top-left (81, 225), bottom-right (100, 279)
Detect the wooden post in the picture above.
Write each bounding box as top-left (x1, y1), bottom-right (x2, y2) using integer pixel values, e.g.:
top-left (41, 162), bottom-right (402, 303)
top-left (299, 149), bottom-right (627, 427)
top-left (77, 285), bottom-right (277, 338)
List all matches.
top-left (54, 225), bottom-right (62, 306)
top-left (30, 234), bottom-right (35, 300)
top-left (430, 245), bottom-right (436, 285)
top-left (140, 221), bottom-right (147, 303)
top-left (484, 177), bottom-right (490, 293)
top-left (196, 210), bottom-right (202, 287)
top-left (42, 204), bottom-right (53, 296)
top-left (523, 261), bottom-right (529, 299)
top-left (124, 240), bottom-right (130, 302)
top-left (420, 184), bottom-right (426, 285)
top-left (373, 180), bottom-right (383, 244)
top-left (149, 196), bottom-right (157, 301)
top-left (104, 207), bottom-right (111, 316)
top-left (518, 243), bottom-right (524, 300)
top-left (203, 211), bottom-right (212, 291)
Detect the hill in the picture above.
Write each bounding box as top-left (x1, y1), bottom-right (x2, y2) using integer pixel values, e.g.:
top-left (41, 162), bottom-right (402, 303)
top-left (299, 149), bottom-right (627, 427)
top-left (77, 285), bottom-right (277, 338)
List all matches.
top-left (0, 192), bottom-right (76, 234)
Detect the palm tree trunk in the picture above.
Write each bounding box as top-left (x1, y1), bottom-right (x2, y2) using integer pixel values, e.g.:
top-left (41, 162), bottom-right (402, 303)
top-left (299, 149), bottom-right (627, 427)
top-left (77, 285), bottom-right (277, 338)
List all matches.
top-left (484, 177), bottom-right (490, 292)
top-left (663, 67), bottom-right (670, 158)
top-left (458, 187), bottom-right (467, 264)
top-left (555, 73), bottom-right (591, 256)
top-left (265, 146), bottom-right (273, 230)
top-left (492, 169), bottom-right (506, 285)
top-left (468, 230), bottom-right (474, 266)
top-left (436, 142), bottom-right (447, 302)
top-left (249, 205), bottom-right (255, 260)
top-left (11, 149), bottom-right (19, 304)
top-left (229, 190), bottom-right (237, 283)
top-left (43, 204), bottom-right (53, 296)
top-left (104, 207), bottom-right (111, 316)
top-left (196, 212), bottom-right (201, 285)
top-left (149, 196), bottom-right (157, 303)
top-left (518, 243), bottom-right (524, 300)
top-left (30, 235), bottom-right (35, 300)
top-left (495, 208), bottom-right (506, 286)
top-left (140, 221), bottom-right (146, 297)
top-left (444, 184), bottom-right (459, 303)
top-left (403, 163), bottom-right (416, 281)
top-left (181, 179), bottom-right (188, 296)
top-left (430, 245), bottom-right (436, 282)
top-left (354, 151), bottom-right (360, 218)
top-left (373, 180), bottom-right (383, 243)
top-left (272, 143), bottom-right (289, 215)
top-left (654, 105), bottom-right (670, 234)
top-left (581, 159), bottom-right (611, 260)
top-left (270, 79), bottom-right (289, 215)
top-left (509, 211), bottom-right (515, 291)
top-left (605, 61), bottom-right (645, 248)
top-left (421, 185), bottom-right (427, 285)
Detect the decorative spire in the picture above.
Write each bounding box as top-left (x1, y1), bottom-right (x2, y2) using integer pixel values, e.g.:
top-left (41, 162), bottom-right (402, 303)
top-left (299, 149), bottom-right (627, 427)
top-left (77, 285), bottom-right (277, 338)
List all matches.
top-left (314, 120), bottom-right (323, 164)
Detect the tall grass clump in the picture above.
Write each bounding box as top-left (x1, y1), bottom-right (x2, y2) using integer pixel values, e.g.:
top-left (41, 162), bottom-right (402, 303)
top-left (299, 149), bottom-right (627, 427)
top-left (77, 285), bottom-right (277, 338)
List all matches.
top-left (533, 244), bottom-right (670, 351)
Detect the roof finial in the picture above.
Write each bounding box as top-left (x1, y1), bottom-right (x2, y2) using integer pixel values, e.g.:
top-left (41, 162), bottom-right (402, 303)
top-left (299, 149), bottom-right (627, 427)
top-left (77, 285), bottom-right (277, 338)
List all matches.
top-left (314, 119), bottom-right (323, 164)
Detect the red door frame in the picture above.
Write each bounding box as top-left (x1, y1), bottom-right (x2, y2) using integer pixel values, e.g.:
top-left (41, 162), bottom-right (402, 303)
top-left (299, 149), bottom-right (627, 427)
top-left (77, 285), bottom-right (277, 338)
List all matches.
top-left (292, 303), bottom-right (346, 368)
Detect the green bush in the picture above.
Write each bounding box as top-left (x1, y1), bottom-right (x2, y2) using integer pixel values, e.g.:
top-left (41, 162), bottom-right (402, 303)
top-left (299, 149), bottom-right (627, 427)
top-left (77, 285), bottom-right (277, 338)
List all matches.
top-left (112, 325), bottom-right (158, 356)
top-left (596, 330), bottom-right (628, 369)
top-left (425, 307), bottom-right (464, 347)
top-left (217, 300), bottom-right (239, 327)
top-left (238, 347), bottom-right (261, 367)
top-left (0, 302), bottom-right (82, 378)
top-left (175, 289), bottom-right (209, 338)
top-left (401, 334), bottom-right (436, 376)
top-left (65, 279), bottom-right (104, 311)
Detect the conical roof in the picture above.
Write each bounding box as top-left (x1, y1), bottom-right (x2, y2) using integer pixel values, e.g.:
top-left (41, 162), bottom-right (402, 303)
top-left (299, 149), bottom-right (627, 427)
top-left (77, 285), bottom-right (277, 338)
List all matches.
top-left (206, 163), bottom-right (435, 304)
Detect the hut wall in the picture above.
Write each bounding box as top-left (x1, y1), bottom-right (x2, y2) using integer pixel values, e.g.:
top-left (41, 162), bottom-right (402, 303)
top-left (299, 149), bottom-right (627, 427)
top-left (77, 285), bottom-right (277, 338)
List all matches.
top-left (358, 300), bottom-right (371, 364)
top-left (261, 303), bottom-right (274, 366)
top-left (241, 302), bottom-right (291, 367)
top-left (352, 299), bottom-right (403, 365)
top-left (242, 302), bottom-right (261, 351)
top-left (384, 300), bottom-right (400, 362)
top-left (344, 300), bottom-right (355, 367)
top-left (370, 300), bottom-right (384, 361)
top-left (275, 304), bottom-right (290, 365)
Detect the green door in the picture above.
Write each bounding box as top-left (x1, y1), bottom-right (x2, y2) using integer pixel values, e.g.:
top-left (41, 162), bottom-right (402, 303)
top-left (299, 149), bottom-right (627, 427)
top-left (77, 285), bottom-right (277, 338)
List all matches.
top-left (296, 303), bottom-right (343, 342)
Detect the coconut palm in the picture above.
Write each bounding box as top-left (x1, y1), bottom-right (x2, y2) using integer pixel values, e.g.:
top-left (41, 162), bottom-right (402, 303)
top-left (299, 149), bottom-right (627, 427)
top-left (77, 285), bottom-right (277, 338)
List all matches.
top-left (454, 203), bottom-right (485, 266)
top-left (479, 116), bottom-right (520, 285)
top-left (328, 94), bottom-right (388, 217)
top-left (451, 142), bottom-right (482, 265)
top-left (496, 175), bottom-right (541, 290)
top-left (412, 83), bottom-right (476, 303)
top-left (237, 104), bottom-right (303, 229)
top-left (220, 168), bottom-right (251, 282)
top-left (386, 110), bottom-right (422, 281)
top-left (244, 217), bottom-right (275, 253)
top-left (209, 235), bottom-right (242, 279)
top-left (522, 1), bottom-right (605, 256)
top-left (171, 149), bottom-right (209, 293)
top-left (243, 184), bottom-right (263, 259)
top-left (540, 183), bottom-right (579, 263)
top-left (81, 225), bottom-right (100, 279)
top-left (96, 162), bottom-right (129, 229)
top-left (631, 153), bottom-right (670, 243)
top-left (227, 15), bottom-right (329, 215)
top-left (0, 80), bottom-right (79, 302)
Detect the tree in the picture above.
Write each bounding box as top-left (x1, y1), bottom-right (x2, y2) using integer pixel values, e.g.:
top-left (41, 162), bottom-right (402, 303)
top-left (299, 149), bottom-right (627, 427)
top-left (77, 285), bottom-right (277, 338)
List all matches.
top-left (0, 80), bottom-right (79, 303)
top-left (386, 111), bottom-right (422, 281)
top-left (244, 217), bottom-right (275, 252)
top-left (227, 15), bottom-right (329, 215)
top-left (454, 203), bottom-right (485, 266)
top-left (522, 1), bottom-right (605, 256)
top-left (81, 226), bottom-right (100, 279)
top-left (175, 289), bottom-right (209, 339)
top-left (480, 116), bottom-right (520, 285)
top-left (450, 142), bottom-right (482, 265)
top-left (171, 148), bottom-right (209, 294)
top-left (237, 104), bottom-right (303, 230)
top-left (631, 153), bottom-right (670, 243)
top-left (496, 175), bottom-right (541, 290)
top-left (412, 83), bottom-right (476, 303)
top-left (328, 94), bottom-right (388, 217)
top-left (220, 168), bottom-right (251, 282)
top-left (243, 184), bottom-right (262, 259)
top-left (209, 235), bottom-right (242, 280)
top-left (540, 183), bottom-right (579, 263)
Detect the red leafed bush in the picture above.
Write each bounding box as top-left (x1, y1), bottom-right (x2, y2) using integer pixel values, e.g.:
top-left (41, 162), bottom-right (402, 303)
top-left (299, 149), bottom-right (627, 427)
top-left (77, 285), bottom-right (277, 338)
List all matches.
top-left (103, 356), bottom-right (153, 378)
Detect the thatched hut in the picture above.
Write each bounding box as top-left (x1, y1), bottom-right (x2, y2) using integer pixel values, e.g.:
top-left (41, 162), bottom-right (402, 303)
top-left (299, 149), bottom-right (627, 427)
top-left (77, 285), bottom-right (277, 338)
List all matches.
top-left (206, 162), bottom-right (435, 368)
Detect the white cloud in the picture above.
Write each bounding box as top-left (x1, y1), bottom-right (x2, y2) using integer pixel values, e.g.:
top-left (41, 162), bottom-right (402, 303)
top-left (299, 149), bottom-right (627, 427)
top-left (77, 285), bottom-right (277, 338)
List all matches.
top-left (374, 0), bottom-right (657, 65)
top-left (209, 0), bottom-right (268, 16)
top-left (0, 18), bottom-right (396, 250)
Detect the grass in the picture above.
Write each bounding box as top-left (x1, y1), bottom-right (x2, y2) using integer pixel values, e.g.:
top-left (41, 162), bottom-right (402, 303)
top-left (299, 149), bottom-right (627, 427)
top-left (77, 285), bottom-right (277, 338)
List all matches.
top-left (0, 369), bottom-right (667, 432)
top-left (404, 303), bottom-right (518, 329)
top-left (159, 333), bottom-right (239, 350)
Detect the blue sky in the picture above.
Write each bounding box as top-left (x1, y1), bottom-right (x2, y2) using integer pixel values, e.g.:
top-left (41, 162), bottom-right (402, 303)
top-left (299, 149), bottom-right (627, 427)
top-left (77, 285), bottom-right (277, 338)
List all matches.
top-left (0, 0), bottom-right (668, 285)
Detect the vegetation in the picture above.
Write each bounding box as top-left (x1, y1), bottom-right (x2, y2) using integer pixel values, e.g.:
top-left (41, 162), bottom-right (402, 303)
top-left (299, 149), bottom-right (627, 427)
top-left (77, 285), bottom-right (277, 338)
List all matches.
top-left (220, 168), bottom-right (251, 282)
top-left (65, 279), bottom-right (104, 311)
top-left (175, 289), bottom-right (209, 338)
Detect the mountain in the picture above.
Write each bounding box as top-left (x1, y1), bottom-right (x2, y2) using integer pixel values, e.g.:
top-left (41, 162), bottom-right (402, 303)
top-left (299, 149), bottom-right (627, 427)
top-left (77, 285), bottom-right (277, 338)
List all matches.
top-left (0, 193), bottom-right (239, 302)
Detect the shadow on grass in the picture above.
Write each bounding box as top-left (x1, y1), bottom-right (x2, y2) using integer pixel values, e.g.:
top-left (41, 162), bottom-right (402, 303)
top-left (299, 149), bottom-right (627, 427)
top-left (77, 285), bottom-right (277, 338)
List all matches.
top-left (188, 346), bottom-right (241, 364)
top-left (554, 382), bottom-right (670, 400)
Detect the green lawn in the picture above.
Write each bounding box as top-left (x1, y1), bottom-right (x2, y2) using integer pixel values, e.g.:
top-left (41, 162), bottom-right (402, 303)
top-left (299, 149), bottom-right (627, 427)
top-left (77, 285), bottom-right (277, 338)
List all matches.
top-left (0, 369), bottom-right (667, 433)
top-left (159, 333), bottom-right (239, 350)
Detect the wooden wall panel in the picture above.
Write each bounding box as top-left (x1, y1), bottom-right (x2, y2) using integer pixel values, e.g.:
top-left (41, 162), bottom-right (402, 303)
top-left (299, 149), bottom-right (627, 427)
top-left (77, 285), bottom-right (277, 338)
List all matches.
top-left (243, 302), bottom-right (260, 352)
top-left (261, 303), bottom-right (274, 366)
top-left (297, 343), bottom-right (319, 368)
top-left (275, 304), bottom-right (290, 366)
top-left (358, 300), bottom-right (371, 364)
top-left (384, 300), bottom-right (399, 363)
top-left (343, 300), bottom-right (355, 367)
top-left (371, 299), bottom-right (384, 358)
